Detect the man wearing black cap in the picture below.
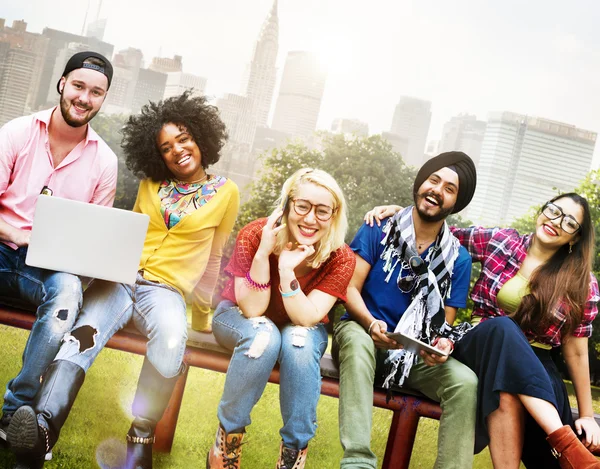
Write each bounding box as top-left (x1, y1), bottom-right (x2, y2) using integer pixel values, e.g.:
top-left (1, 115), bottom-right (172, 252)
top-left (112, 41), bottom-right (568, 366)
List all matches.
top-left (333, 152), bottom-right (478, 469)
top-left (0, 51), bottom-right (117, 442)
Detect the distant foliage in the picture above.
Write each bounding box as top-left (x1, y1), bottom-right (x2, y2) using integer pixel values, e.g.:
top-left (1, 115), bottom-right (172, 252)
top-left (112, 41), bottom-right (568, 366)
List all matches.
top-left (237, 133), bottom-right (417, 242)
top-left (93, 113), bottom-right (140, 210)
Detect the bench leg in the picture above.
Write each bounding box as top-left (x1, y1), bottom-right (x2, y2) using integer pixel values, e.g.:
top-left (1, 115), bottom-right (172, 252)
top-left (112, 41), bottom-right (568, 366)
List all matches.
top-left (381, 409), bottom-right (420, 469)
top-left (154, 365), bottom-right (189, 453)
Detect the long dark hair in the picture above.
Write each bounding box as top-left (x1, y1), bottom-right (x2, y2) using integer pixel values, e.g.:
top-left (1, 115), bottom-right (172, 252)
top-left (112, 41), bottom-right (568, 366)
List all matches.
top-left (512, 193), bottom-right (594, 338)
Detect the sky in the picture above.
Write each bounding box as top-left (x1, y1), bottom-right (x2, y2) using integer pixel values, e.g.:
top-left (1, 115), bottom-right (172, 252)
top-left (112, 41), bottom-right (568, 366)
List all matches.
top-left (2, 0), bottom-right (600, 168)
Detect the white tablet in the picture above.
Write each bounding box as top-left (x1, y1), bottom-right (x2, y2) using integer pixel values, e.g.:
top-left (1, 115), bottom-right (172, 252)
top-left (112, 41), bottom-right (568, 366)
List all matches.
top-left (385, 332), bottom-right (449, 357)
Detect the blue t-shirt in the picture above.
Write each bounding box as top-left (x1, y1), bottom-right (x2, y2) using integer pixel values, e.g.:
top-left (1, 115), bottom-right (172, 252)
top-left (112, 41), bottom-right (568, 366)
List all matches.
top-left (341, 219), bottom-right (472, 330)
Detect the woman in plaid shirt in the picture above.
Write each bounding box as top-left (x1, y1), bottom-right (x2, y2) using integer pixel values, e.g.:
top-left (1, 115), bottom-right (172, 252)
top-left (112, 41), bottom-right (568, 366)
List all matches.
top-left (365, 193), bottom-right (600, 469)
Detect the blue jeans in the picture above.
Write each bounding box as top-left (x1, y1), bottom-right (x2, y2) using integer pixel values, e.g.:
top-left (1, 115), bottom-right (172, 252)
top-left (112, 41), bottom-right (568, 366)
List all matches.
top-left (0, 243), bottom-right (82, 414)
top-left (213, 300), bottom-right (328, 450)
top-left (55, 274), bottom-right (188, 379)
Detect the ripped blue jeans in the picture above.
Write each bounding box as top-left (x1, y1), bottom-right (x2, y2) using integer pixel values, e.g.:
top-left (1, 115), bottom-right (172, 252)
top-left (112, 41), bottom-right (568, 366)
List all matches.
top-left (54, 275), bottom-right (188, 379)
top-left (213, 300), bottom-right (328, 450)
top-left (0, 243), bottom-right (82, 414)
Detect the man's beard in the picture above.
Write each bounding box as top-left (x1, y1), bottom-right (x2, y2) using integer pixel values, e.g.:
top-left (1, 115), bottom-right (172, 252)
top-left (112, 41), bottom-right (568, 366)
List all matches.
top-left (59, 96), bottom-right (97, 128)
top-left (414, 191), bottom-right (454, 222)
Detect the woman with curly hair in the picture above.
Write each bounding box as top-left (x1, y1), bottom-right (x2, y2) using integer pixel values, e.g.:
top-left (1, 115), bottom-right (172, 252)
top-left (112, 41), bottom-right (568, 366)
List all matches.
top-left (7, 91), bottom-right (239, 469)
top-left (206, 168), bottom-right (356, 469)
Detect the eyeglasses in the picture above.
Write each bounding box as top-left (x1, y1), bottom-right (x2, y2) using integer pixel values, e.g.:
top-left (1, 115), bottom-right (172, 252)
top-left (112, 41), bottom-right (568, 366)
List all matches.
top-left (291, 199), bottom-right (336, 221)
top-left (542, 203), bottom-right (581, 234)
top-left (397, 256), bottom-right (427, 293)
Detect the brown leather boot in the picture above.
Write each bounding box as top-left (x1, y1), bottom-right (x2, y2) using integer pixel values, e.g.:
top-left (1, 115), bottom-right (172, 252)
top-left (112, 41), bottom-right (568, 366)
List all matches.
top-left (547, 425), bottom-right (600, 469)
top-left (206, 425), bottom-right (245, 469)
top-left (275, 442), bottom-right (308, 469)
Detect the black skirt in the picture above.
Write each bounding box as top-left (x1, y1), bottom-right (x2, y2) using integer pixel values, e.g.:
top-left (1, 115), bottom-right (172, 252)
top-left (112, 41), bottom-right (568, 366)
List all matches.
top-left (453, 316), bottom-right (573, 467)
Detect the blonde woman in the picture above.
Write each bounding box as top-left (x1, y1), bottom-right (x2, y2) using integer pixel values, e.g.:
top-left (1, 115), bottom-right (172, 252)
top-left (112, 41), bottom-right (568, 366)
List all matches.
top-left (207, 168), bottom-right (355, 469)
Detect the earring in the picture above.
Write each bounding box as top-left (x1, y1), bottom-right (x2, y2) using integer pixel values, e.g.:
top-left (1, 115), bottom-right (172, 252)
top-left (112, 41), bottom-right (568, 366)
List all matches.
top-left (569, 244), bottom-right (573, 254)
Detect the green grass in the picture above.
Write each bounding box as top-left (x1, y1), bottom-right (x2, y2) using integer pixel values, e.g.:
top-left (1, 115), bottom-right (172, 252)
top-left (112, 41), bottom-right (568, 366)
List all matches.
top-left (4, 326), bottom-right (599, 468)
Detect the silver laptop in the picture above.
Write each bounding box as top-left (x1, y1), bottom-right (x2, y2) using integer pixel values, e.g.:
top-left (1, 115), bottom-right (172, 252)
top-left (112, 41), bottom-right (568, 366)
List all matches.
top-left (26, 196), bottom-right (150, 285)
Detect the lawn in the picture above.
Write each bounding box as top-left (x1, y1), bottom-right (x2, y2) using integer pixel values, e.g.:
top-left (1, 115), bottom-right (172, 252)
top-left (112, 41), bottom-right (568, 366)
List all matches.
top-left (2, 325), bottom-right (598, 468)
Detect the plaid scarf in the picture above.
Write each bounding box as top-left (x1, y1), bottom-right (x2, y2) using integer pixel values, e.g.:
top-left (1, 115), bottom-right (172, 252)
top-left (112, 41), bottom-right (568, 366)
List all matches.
top-left (379, 206), bottom-right (469, 388)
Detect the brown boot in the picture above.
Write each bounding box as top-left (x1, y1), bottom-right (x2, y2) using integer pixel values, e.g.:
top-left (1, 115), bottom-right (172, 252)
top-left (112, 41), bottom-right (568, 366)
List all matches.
top-left (206, 425), bottom-right (245, 469)
top-left (275, 442), bottom-right (308, 469)
top-left (547, 425), bottom-right (600, 469)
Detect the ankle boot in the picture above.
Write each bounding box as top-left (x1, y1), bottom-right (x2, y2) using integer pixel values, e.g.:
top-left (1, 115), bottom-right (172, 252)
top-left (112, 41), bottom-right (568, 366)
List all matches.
top-left (125, 358), bottom-right (183, 469)
top-left (6, 360), bottom-right (85, 467)
top-left (547, 425), bottom-right (600, 469)
top-left (275, 442), bottom-right (308, 469)
top-left (206, 425), bottom-right (245, 469)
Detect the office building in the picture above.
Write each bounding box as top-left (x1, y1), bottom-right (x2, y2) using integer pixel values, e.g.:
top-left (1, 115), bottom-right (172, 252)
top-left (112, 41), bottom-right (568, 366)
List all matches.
top-left (271, 51), bottom-right (326, 142)
top-left (467, 112), bottom-right (596, 225)
top-left (331, 118), bottom-right (369, 137)
top-left (438, 113), bottom-right (487, 167)
top-left (164, 71), bottom-right (207, 99)
top-left (389, 96), bottom-right (431, 167)
top-left (149, 55), bottom-right (182, 73)
top-left (0, 19), bottom-right (48, 125)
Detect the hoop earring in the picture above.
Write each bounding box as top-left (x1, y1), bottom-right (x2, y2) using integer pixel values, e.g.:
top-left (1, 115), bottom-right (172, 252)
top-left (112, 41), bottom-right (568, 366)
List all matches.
top-left (569, 244), bottom-right (573, 254)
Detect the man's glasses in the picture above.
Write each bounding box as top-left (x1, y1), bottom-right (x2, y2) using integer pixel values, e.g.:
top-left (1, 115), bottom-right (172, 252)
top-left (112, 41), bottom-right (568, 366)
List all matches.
top-left (291, 199), bottom-right (336, 221)
top-left (397, 256), bottom-right (428, 293)
top-left (542, 203), bottom-right (581, 234)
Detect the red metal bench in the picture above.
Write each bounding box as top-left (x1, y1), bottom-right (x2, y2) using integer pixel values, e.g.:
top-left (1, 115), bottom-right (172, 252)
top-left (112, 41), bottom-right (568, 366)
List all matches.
top-left (0, 305), bottom-right (442, 469)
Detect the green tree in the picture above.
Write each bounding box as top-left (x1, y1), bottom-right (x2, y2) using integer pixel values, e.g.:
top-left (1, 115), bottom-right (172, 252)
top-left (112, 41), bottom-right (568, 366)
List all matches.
top-left (237, 133), bottom-right (417, 241)
top-left (93, 113), bottom-right (140, 210)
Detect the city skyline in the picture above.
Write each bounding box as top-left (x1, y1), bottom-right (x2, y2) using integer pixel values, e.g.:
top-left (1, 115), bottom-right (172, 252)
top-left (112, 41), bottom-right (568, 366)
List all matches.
top-left (1, 0), bottom-right (599, 168)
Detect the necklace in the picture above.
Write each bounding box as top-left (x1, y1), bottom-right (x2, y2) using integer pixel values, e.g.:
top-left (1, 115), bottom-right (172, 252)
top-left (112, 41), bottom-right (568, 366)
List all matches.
top-left (417, 239), bottom-right (435, 250)
top-left (175, 173), bottom-right (209, 185)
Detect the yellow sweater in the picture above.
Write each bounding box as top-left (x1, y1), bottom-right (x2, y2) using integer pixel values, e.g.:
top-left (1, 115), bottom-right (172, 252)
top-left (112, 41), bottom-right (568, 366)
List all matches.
top-left (133, 177), bottom-right (240, 330)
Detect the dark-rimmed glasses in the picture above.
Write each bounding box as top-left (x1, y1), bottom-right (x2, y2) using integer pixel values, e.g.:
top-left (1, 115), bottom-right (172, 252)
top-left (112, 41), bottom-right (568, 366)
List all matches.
top-left (397, 256), bottom-right (428, 293)
top-left (542, 203), bottom-right (581, 234)
top-left (292, 199), bottom-right (336, 221)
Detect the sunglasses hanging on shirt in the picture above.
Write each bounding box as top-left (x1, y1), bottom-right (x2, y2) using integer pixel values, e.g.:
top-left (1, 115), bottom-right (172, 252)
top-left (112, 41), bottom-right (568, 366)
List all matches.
top-left (40, 186), bottom-right (53, 196)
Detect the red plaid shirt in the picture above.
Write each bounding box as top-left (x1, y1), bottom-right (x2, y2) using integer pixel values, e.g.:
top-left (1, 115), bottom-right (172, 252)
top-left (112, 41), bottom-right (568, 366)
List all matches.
top-left (451, 226), bottom-right (599, 347)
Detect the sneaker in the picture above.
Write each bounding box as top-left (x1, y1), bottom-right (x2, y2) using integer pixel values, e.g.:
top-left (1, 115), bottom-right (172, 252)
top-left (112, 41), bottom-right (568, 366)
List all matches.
top-left (206, 425), bottom-right (245, 469)
top-left (276, 442), bottom-right (308, 469)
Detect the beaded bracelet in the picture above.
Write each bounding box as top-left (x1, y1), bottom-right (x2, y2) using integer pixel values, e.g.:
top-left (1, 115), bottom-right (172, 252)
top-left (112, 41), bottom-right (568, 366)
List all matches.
top-left (244, 271), bottom-right (271, 291)
top-left (279, 284), bottom-right (301, 298)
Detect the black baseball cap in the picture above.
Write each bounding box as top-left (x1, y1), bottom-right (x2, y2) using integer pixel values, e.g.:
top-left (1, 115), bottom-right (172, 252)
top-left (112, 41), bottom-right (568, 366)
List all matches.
top-left (56, 51), bottom-right (113, 93)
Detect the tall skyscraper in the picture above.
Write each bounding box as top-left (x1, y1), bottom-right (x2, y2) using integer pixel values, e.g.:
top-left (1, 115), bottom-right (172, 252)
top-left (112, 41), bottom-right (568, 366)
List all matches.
top-left (389, 96), bottom-right (432, 167)
top-left (438, 113), bottom-right (487, 167)
top-left (271, 51), bottom-right (327, 142)
top-left (0, 19), bottom-right (48, 126)
top-left (241, 0), bottom-right (278, 127)
top-left (466, 112), bottom-right (597, 226)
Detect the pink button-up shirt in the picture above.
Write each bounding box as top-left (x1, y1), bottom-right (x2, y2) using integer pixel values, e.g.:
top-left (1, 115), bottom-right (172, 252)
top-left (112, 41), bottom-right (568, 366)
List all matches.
top-left (0, 107), bottom-right (118, 248)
